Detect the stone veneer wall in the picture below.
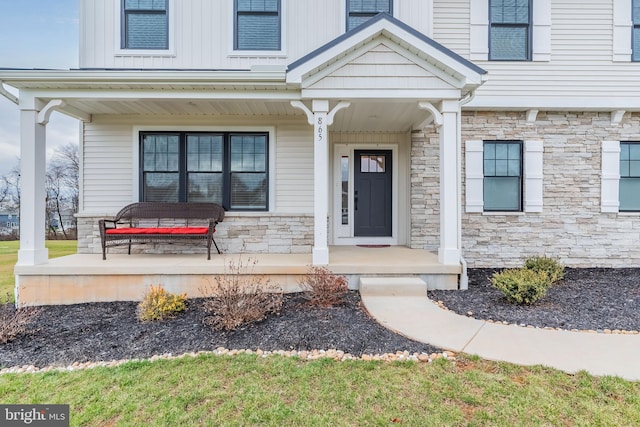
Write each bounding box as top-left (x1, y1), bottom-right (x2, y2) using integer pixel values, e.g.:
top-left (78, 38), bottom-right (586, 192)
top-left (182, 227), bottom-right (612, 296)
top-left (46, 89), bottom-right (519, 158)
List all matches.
top-left (410, 128), bottom-right (441, 252)
top-left (77, 214), bottom-right (314, 255)
top-left (462, 111), bottom-right (640, 268)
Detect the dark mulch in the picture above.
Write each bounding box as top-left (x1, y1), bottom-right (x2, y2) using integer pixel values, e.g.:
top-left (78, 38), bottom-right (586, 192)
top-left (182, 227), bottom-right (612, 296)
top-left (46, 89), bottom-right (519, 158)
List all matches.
top-left (0, 292), bottom-right (440, 369)
top-left (3, 268), bottom-right (639, 370)
top-left (430, 268), bottom-right (640, 332)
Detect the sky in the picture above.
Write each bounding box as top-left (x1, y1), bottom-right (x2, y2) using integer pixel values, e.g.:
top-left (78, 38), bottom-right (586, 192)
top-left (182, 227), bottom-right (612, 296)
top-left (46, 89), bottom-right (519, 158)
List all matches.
top-left (0, 0), bottom-right (79, 176)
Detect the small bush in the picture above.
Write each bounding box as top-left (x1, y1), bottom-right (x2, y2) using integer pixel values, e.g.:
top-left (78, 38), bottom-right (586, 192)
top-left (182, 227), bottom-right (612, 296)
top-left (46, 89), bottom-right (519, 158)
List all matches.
top-left (491, 268), bottom-right (551, 305)
top-left (0, 294), bottom-right (41, 344)
top-left (137, 285), bottom-right (187, 322)
top-left (524, 256), bottom-right (565, 284)
top-left (299, 266), bottom-right (348, 307)
top-left (202, 257), bottom-right (283, 331)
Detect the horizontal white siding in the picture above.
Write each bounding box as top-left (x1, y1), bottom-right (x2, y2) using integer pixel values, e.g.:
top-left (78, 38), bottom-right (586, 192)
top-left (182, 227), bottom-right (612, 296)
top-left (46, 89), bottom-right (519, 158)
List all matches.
top-left (81, 116), bottom-right (315, 214)
top-left (432, 0), bottom-right (470, 57)
top-left (307, 44), bottom-right (453, 91)
top-left (432, 0), bottom-right (640, 105)
top-left (82, 123), bottom-right (134, 213)
top-left (275, 124), bottom-right (314, 213)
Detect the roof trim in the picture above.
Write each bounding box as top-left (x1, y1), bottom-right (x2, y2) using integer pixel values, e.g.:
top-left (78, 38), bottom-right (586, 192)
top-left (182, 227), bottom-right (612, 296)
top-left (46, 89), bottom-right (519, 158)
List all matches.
top-left (288, 12), bottom-right (486, 76)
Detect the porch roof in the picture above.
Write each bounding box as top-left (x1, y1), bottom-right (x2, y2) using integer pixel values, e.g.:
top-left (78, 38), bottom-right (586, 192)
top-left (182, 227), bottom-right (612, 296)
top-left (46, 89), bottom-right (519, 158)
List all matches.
top-left (0, 14), bottom-right (487, 132)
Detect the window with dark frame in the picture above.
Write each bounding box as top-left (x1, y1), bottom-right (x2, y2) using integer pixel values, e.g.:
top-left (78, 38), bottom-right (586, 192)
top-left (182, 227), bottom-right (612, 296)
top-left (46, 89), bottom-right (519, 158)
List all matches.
top-left (140, 132), bottom-right (268, 211)
top-left (483, 141), bottom-right (523, 211)
top-left (234, 0), bottom-right (281, 51)
top-left (619, 142), bottom-right (640, 211)
top-left (633, 0), bottom-right (640, 61)
top-left (346, 0), bottom-right (392, 32)
top-left (489, 0), bottom-right (531, 61)
top-left (122, 0), bottom-right (169, 50)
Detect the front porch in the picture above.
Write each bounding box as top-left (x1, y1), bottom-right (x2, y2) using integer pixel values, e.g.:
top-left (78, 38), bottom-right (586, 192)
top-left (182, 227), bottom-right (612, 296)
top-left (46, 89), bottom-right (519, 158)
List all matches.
top-left (15, 246), bottom-right (460, 306)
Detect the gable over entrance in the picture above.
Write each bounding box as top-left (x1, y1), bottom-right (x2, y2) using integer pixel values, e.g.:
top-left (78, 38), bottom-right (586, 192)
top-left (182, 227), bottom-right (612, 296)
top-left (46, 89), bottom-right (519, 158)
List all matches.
top-left (287, 13), bottom-right (486, 101)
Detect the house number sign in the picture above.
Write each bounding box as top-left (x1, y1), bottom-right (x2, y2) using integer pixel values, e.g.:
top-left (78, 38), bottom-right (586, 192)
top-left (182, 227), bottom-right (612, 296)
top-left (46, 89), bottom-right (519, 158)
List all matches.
top-left (316, 116), bottom-right (324, 141)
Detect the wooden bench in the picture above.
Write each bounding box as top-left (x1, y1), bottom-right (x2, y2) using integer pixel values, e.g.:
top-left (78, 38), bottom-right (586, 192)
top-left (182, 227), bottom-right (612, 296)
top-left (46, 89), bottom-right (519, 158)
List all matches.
top-left (99, 202), bottom-right (225, 260)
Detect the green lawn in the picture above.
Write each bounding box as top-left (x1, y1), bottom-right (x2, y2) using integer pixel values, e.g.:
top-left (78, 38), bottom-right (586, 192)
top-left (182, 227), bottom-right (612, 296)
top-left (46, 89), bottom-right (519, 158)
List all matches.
top-left (0, 240), bottom-right (77, 299)
top-left (1, 354), bottom-right (639, 426)
top-left (1, 240), bottom-right (639, 425)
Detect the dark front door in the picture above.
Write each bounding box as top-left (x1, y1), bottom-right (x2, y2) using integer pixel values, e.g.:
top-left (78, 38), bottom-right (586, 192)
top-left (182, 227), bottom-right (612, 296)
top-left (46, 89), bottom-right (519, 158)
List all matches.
top-left (354, 150), bottom-right (392, 237)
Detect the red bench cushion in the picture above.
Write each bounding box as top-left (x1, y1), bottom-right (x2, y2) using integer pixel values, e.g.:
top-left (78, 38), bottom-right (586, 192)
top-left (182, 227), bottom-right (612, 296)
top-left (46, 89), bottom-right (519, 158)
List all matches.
top-left (106, 227), bottom-right (209, 235)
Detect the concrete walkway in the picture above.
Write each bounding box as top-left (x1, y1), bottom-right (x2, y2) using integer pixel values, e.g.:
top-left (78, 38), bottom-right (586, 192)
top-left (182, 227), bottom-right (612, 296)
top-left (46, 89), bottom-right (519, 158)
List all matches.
top-left (361, 293), bottom-right (640, 381)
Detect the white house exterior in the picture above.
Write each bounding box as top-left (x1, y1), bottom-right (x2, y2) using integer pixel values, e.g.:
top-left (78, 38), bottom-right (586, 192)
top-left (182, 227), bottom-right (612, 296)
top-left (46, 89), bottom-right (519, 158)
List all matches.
top-left (3, 0), bottom-right (640, 279)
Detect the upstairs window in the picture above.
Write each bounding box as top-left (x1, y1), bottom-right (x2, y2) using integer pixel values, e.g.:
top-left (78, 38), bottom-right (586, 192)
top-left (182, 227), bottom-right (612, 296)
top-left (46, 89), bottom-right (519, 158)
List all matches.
top-left (489, 0), bottom-right (531, 60)
top-left (483, 141), bottom-right (523, 211)
top-left (619, 142), bottom-right (640, 211)
top-left (122, 0), bottom-right (168, 50)
top-left (347, 0), bottom-right (392, 32)
top-left (234, 0), bottom-right (281, 51)
top-left (634, 0), bottom-right (640, 61)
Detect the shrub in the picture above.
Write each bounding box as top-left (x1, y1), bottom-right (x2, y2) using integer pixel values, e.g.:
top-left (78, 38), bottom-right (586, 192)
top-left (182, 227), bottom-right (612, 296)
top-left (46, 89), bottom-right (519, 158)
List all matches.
top-left (524, 256), bottom-right (565, 284)
top-left (137, 285), bottom-right (187, 322)
top-left (491, 268), bottom-right (551, 305)
top-left (298, 266), bottom-right (348, 307)
top-left (0, 294), bottom-right (41, 344)
top-left (201, 256), bottom-right (283, 331)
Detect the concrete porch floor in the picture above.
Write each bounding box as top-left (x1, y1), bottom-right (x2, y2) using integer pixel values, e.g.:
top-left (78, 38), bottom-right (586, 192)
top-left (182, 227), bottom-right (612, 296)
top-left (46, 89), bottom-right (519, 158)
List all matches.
top-left (14, 246), bottom-right (461, 306)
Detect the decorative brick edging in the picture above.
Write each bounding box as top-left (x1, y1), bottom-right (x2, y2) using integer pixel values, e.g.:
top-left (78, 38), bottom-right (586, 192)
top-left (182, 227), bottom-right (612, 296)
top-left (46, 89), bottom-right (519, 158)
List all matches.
top-left (0, 348), bottom-right (457, 375)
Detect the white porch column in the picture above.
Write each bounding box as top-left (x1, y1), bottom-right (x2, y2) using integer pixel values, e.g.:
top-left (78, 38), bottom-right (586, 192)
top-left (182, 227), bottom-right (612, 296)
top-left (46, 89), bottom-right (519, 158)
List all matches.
top-left (17, 100), bottom-right (48, 265)
top-left (438, 100), bottom-right (461, 265)
top-left (312, 100), bottom-right (330, 265)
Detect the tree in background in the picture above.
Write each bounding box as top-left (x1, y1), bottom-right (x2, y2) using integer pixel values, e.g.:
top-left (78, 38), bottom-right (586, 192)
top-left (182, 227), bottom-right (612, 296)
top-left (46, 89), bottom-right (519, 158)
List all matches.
top-left (0, 143), bottom-right (79, 239)
top-left (46, 143), bottom-right (79, 239)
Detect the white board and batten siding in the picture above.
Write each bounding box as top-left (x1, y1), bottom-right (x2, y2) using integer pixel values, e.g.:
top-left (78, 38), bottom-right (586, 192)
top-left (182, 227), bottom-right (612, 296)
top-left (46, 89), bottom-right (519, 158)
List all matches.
top-left (81, 117), bottom-right (315, 215)
top-left (79, 0), bottom-right (436, 70)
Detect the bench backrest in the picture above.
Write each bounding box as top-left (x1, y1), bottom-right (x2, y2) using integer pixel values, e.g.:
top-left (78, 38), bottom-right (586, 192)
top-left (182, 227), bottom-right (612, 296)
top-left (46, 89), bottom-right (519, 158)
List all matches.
top-left (114, 202), bottom-right (225, 224)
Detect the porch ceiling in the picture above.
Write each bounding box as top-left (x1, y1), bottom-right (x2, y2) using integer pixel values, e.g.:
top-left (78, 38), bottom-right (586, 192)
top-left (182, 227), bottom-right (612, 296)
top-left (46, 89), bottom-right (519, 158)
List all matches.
top-left (38, 96), bottom-right (433, 132)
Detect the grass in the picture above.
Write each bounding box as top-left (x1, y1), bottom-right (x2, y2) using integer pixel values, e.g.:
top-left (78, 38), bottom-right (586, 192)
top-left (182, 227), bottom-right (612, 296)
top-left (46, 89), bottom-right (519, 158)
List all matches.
top-left (1, 241), bottom-right (639, 425)
top-left (1, 354), bottom-right (639, 426)
top-left (0, 240), bottom-right (76, 299)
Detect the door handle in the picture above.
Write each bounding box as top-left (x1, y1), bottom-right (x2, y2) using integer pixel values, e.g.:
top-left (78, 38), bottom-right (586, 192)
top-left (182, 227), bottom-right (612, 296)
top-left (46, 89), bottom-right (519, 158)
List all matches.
top-left (354, 190), bottom-right (358, 211)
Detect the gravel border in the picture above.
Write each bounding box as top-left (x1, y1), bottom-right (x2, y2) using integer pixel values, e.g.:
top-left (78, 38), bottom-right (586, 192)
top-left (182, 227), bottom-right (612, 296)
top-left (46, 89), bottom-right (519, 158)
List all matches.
top-left (0, 292), bottom-right (442, 371)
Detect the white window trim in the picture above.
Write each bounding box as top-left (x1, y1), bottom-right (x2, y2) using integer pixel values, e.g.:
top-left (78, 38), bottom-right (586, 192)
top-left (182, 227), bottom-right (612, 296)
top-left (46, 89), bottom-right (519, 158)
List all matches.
top-left (229, 0), bottom-right (286, 56)
top-left (613, 0), bottom-right (633, 62)
top-left (465, 140), bottom-right (543, 213)
top-left (470, 0), bottom-right (551, 62)
top-left (601, 140), bottom-right (621, 212)
top-left (342, 0), bottom-right (397, 33)
top-left (115, 0), bottom-right (176, 57)
top-left (131, 125), bottom-right (276, 212)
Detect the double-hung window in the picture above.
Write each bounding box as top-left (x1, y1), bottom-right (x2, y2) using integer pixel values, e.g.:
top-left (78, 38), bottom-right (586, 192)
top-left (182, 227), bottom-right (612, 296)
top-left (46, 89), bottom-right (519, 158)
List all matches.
top-left (483, 141), bottom-right (523, 211)
top-left (346, 0), bottom-right (392, 32)
top-left (234, 0), bottom-right (281, 51)
top-left (489, 0), bottom-right (531, 60)
top-left (633, 0), bottom-right (640, 61)
top-left (141, 132), bottom-right (268, 211)
top-left (122, 0), bottom-right (168, 50)
top-left (619, 142), bottom-right (640, 211)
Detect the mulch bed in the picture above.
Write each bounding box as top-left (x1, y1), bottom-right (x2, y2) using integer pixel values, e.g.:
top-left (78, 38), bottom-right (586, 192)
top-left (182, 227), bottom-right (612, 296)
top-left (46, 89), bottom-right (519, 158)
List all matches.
top-left (2, 268), bottom-right (639, 370)
top-left (0, 292), bottom-right (440, 369)
top-left (429, 268), bottom-right (640, 331)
